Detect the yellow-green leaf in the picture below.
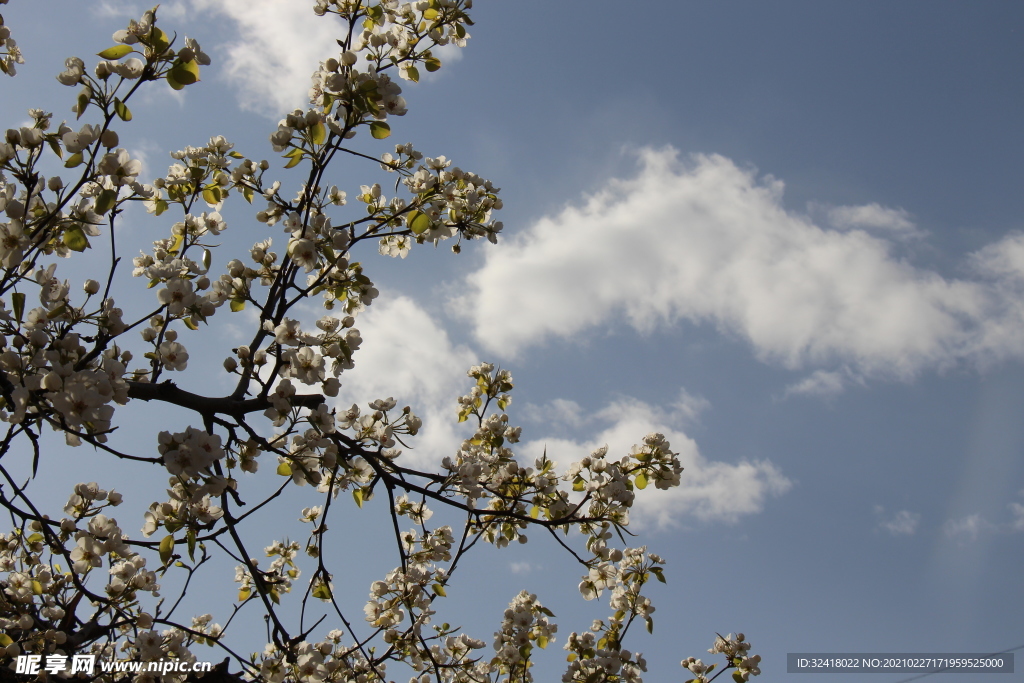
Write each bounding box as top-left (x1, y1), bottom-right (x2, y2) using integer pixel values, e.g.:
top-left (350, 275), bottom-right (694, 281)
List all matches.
top-left (237, 587), bottom-right (251, 602)
top-left (276, 462), bottom-right (292, 476)
top-left (310, 121), bottom-right (326, 145)
top-left (230, 299), bottom-right (245, 312)
top-left (407, 210), bottom-right (431, 234)
top-left (46, 303), bottom-right (68, 320)
top-left (168, 232), bottom-right (184, 255)
top-left (170, 59), bottom-right (201, 85)
top-left (353, 488), bottom-right (364, 508)
top-left (113, 97), bottom-right (132, 121)
top-left (63, 225), bottom-right (89, 252)
top-left (537, 635), bottom-right (548, 649)
top-left (76, 90), bottom-right (90, 119)
top-left (98, 45), bottom-right (133, 60)
top-left (369, 121), bottom-right (391, 139)
top-left (202, 186), bottom-right (221, 205)
top-left (312, 581), bottom-right (332, 600)
top-left (94, 188), bottom-right (118, 215)
top-left (635, 472), bottom-right (648, 490)
top-left (432, 584), bottom-right (446, 597)
top-left (64, 152), bottom-right (84, 168)
top-left (424, 56), bottom-right (442, 72)
top-left (242, 186), bottom-right (254, 204)
top-left (12, 292), bottom-right (24, 324)
top-left (186, 529), bottom-right (197, 561)
top-left (159, 535), bottom-right (175, 565)
top-left (423, 8), bottom-right (439, 20)
top-left (572, 476), bottom-right (586, 492)
top-left (0, 634), bottom-right (12, 647)
top-left (182, 316), bottom-right (199, 330)
top-left (150, 27), bottom-right (171, 54)
top-left (530, 505), bottom-right (540, 519)
top-left (31, 580), bottom-right (43, 595)
top-left (405, 65), bottom-right (420, 82)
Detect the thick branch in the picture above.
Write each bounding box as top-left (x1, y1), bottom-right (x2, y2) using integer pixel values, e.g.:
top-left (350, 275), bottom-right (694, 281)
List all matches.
top-left (127, 380), bottom-right (324, 418)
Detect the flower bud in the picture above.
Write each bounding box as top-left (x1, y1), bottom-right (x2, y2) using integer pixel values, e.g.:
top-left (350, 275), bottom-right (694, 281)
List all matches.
top-left (48, 176), bottom-right (64, 192)
top-left (223, 357), bottom-right (238, 372)
top-left (83, 279), bottom-right (100, 294)
top-left (100, 129), bottom-right (119, 148)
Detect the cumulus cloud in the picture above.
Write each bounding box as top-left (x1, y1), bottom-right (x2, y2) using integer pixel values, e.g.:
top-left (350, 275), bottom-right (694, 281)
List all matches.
top-left (334, 297), bottom-right (788, 525)
top-left (874, 507), bottom-right (920, 536)
top-left (456, 147), bottom-right (1024, 386)
top-left (190, 0), bottom-right (340, 116)
top-left (518, 396), bottom-right (791, 529)
top-left (332, 295), bottom-right (477, 468)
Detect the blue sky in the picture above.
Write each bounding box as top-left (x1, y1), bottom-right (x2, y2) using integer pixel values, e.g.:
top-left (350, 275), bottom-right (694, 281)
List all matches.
top-left (3, 1), bottom-right (1024, 681)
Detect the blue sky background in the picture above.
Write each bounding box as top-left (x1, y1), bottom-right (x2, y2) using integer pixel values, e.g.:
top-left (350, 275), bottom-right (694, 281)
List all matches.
top-left (3, 1), bottom-right (1024, 681)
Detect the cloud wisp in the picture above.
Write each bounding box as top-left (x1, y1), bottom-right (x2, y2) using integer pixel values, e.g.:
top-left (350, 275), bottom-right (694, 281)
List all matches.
top-left (456, 147), bottom-right (1024, 392)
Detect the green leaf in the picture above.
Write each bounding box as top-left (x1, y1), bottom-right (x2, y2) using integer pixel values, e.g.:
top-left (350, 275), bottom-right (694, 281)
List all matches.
top-left (276, 462), bottom-right (292, 476)
top-left (114, 98), bottom-right (132, 121)
top-left (732, 673), bottom-right (745, 683)
top-left (424, 56), bottom-right (442, 72)
top-left (284, 152), bottom-right (304, 169)
top-left (369, 121), bottom-right (391, 139)
top-left (182, 316), bottom-right (199, 330)
top-left (12, 292), bottom-right (24, 324)
top-left (432, 583), bottom-right (446, 597)
top-left (152, 198), bottom-right (169, 216)
top-left (650, 566), bottom-right (666, 583)
top-left (407, 210), bottom-right (431, 234)
top-left (150, 27), bottom-right (171, 54)
top-left (572, 476), bottom-right (586, 492)
top-left (423, 8), bottom-right (439, 20)
top-left (202, 186), bottom-right (222, 205)
top-left (310, 121), bottom-right (326, 145)
top-left (228, 151), bottom-right (245, 159)
top-left (312, 581), bottom-right (332, 600)
top-left (635, 472), bottom-right (648, 490)
top-left (537, 635), bottom-right (548, 649)
top-left (242, 186), bottom-right (254, 204)
top-left (353, 488), bottom-right (364, 508)
top-left (186, 529), bottom-right (196, 561)
top-left (168, 232), bottom-right (184, 255)
top-left (645, 617), bottom-right (653, 634)
top-left (47, 137), bottom-right (63, 160)
top-left (31, 580), bottom-right (43, 595)
top-left (0, 634), bottom-right (12, 647)
top-left (237, 587), bottom-right (251, 602)
top-left (46, 303), bottom-right (68, 320)
top-left (94, 188), bottom-right (118, 215)
top-left (530, 505), bottom-right (539, 519)
top-left (64, 152), bottom-right (84, 168)
top-left (405, 65), bottom-right (420, 82)
top-left (159, 535), bottom-right (175, 565)
top-left (171, 59), bottom-right (201, 85)
top-left (76, 90), bottom-right (90, 119)
top-left (98, 45), bottom-right (133, 60)
top-left (202, 248), bottom-right (212, 270)
top-left (63, 225), bottom-right (89, 252)
top-left (230, 299), bottom-right (246, 312)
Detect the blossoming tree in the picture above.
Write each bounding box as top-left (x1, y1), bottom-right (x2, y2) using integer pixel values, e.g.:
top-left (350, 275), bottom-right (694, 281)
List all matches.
top-left (0, 1), bottom-right (760, 681)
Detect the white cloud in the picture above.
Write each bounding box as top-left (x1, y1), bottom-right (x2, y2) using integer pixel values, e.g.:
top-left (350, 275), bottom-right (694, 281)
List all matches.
top-left (456, 147), bottom-right (1024, 385)
top-left (333, 298), bottom-right (787, 526)
top-left (1009, 503), bottom-right (1024, 532)
top-left (190, 0), bottom-right (340, 117)
top-left (875, 508), bottom-right (920, 536)
top-left (331, 295), bottom-right (477, 468)
top-left (784, 369), bottom-right (849, 398)
top-left (943, 513), bottom-right (994, 541)
top-left (518, 396), bottom-right (791, 529)
top-left (509, 561), bottom-right (535, 575)
top-left (825, 202), bottom-right (922, 239)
